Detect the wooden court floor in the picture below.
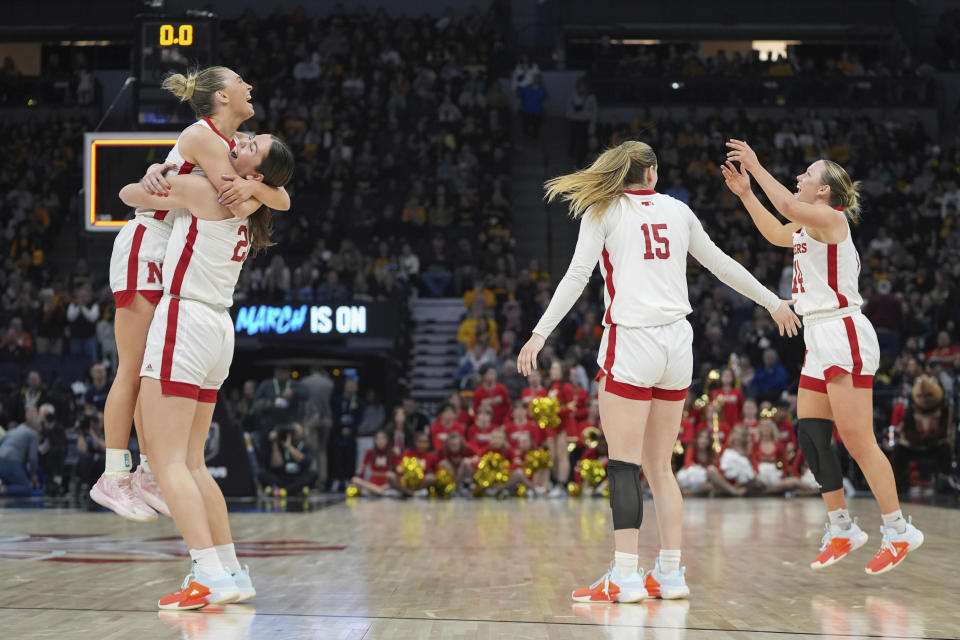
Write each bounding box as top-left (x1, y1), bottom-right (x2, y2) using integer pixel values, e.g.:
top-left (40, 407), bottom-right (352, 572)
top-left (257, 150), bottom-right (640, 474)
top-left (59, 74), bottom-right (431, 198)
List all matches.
top-left (0, 496), bottom-right (957, 640)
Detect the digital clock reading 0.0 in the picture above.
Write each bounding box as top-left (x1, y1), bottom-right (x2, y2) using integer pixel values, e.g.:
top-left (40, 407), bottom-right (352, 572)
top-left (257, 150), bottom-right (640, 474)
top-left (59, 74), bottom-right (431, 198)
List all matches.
top-left (159, 24), bottom-right (194, 46)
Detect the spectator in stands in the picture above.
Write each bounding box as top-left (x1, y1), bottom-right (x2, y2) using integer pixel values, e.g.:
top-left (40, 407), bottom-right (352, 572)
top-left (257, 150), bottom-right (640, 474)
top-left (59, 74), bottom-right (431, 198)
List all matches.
top-left (517, 74), bottom-right (547, 140)
top-left (300, 367), bottom-right (334, 486)
top-left (254, 367), bottom-right (307, 435)
top-left (34, 292), bottom-right (65, 356)
top-left (401, 398), bottom-right (430, 434)
top-left (420, 235), bottom-right (454, 297)
top-left (865, 279), bottom-right (904, 340)
top-left (458, 299), bottom-right (500, 350)
top-left (0, 405), bottom-right (40, 496)
top-left (73, 409), bottom-right (106, 492)
top-left (9, 370), bottom-right (46, 423)
top-left (316, 271), bottom-right (350, 304)
top-left (566, 78), bottom-right (597, 165)
top-left (925, 330), bottom-right (959, 365)
top-left (1, 317), bottom-right (33, 364)
top-left (749, 349), bottom-right (790, 402)
top-left (889, 375), bottom-right (955, 493)
top-left (37, 403), bottom-right (66, 495)
top-left (385, 406), bottom-right (414, 458)
top-left (259, 423), bottom-right (317, 496)
top-left (83, 363), bottom-right (111, 412)
top-left (328, 377), bottom-right (362, 491)
top-left (66, 284), bottom-right (99, 365)
top-left (456, 339), bottom-right (498, 386)
top-left (464, 277), bottom-right (495, 310)
top-left (473, 364), bottom-right (511, 426)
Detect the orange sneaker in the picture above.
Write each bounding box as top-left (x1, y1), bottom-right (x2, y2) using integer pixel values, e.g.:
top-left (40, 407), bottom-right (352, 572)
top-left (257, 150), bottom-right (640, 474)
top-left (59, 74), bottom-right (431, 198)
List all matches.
top-left (864, 518), bottom-right (924, 575)
top-left (571, 563), bottom-right (648, 603)
top-left (810, 520), bottom-right (868, 570)
top-left (158, 581), bottom-right (210, 611)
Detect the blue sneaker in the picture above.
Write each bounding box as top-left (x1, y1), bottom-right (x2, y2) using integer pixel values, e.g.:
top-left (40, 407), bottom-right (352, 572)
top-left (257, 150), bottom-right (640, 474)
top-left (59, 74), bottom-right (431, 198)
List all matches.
top-left (194, 566), bottom-right (240, 605)
top-left (644, 558), bottom-right (690, 600)
top-left (233, 565), bottom-right (256, 602)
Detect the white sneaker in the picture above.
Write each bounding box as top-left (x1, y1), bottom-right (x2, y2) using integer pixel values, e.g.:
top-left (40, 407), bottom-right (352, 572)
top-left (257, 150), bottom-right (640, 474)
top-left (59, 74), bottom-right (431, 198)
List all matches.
top-left (811, 519), bottom-right (869, 570)
top-left (413, 489), bottom-right (429, 498)
top-left (644, 558), bottom-right (690, 599)
top-left (571, 562), bottom-right (648, 603)
top-left (549, 485), bottom-right (566, 499)
top-left (233, 565), bottom-right (256, 602)
top-left (865, 517), bottom-right (924, 575)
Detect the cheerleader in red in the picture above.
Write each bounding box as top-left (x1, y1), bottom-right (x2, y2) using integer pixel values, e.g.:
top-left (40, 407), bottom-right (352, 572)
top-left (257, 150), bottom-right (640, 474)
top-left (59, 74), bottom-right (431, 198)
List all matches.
top-left (676, 430), bottom-right (716, 496)
top-left (479, 429), bottom-right (515, 495)
top-left (709, 369), bottom-right (744, 428)
top-left (437, 432), bottom-right (479, 492)
top-left (445, 390), bottom-right (474, 430)
top-left (546, 360), bottom-right (577, 495)
top-left (569, 367), bottom-right (590, 423)
top-left (398, 432), bottom-right (438, 497)
top-left (708, 424), bottom-right (753, 497)
top-left (520, 369), bottom-right (549, 408)
top-left (473, 364), bottom-right (512, 426)
top-left (430, 404), bottom-right (466, 452)
top-left (696, 404), bottom-right (733, 448)
top-left (511, 431), bottom-right (550, 495)
top-left (506, 403), bottom-right (542, 449)
top-left (752, 420), bottom-right (803, 495)
top-left (468, 406), bottom-right (499, 452)
top-left (351, 431), bottom-right (399, 496)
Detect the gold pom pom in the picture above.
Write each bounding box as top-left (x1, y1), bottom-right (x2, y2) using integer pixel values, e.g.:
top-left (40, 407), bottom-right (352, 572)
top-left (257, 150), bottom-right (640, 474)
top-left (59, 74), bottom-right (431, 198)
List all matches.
top-left (580, 459), bottom-right (607, 488)
top-left (399, 456), bottom-right (425, 489)
top-left (474, 452), bottom-right (510, 488)
top-left (434, 468), bottom-right (456, 498)
top-left (516, 484), bottom-right (528, 497)
top-left (524, 449), bottom-right (552, 476)
top-left (345, 484), bottom-right (359, 498)
top-left (531, 396), bottom-right (562, 429)
top-left (567, 481), bottom-right (582, 497)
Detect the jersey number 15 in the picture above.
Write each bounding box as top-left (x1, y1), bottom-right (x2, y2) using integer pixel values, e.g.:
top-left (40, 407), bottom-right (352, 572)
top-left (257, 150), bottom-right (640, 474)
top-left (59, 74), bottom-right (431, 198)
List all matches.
top-left (641, 223), bottom-right (670, 260)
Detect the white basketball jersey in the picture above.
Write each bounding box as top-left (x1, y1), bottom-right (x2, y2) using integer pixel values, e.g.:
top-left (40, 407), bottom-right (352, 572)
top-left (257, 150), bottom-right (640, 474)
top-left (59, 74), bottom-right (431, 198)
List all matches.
top-left (134, 118), bottom-right (237, 229)
top-left (791, 220), bottom-right (862, 317)
top-left (162, 212), bottom-right (250, 308)
top-left (533, 190), bottom-right (779, 336)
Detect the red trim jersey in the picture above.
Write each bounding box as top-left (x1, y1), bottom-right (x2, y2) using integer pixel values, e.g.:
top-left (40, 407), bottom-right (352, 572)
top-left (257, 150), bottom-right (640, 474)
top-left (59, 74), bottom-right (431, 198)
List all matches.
top-left (572, 386), bottom-right (588, 421)
top-left (791, 221), bottom-right (863, 317)
top-left (429, 420), bottom-right (465, 453)
top-left (710, 388), bottom-right (744, 427)
top-left (161, 211), bottom-right (248, 308)
top-left (361, 448), bottom-right (396, 486)
top-left (473, 383), bottom-right (512, 426)
top-left (679, 417), bottom-right (697, 445)
top-left (400, 449), bottom-right (437, 474)
top-left (135, 118), bottom-right (237, 230)
top-left (532, 191), bottom-right (780, 336)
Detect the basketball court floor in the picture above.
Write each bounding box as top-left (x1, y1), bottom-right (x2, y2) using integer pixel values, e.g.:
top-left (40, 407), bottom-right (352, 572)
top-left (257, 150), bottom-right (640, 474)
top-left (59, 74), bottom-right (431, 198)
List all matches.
top-left (0, 496), bottom-right (957, 639)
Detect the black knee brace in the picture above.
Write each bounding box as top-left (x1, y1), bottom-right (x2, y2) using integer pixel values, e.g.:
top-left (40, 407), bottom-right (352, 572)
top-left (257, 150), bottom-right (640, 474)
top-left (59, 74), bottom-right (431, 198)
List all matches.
top-left (797, 418), bottom-right (844, 493)
top-left (607, 459), bottom-right (643, 530)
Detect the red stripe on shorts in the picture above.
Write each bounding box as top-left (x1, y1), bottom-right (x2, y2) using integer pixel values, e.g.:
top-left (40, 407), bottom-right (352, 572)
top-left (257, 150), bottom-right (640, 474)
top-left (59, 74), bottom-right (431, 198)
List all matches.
top-left (841, 316), bottom-right (863, 375)
top-left (126, 224), bottom-right (146, 292)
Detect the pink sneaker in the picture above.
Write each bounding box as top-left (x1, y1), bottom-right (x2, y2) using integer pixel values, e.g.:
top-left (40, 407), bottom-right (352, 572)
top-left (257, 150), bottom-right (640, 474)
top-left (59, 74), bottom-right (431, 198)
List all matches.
top-left (90, 472), bottom-right (158, 522)
top-left (134, 465), bottom-right (171, 517)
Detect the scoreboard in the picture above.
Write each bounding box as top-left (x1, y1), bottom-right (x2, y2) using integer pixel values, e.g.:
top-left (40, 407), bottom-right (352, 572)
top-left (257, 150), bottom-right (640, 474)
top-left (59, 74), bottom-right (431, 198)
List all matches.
top-left (83, 132), bottom-right (178, 232)
top-left (135, 15), bottom-right (217, 125)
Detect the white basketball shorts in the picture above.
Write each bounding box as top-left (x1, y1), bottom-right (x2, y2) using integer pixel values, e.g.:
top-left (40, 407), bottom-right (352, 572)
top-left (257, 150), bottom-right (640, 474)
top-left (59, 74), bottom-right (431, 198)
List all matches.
top-left (109, 220), bottom-right (169, 307)
top-left (595, 319), bottom-right (692, 401)
top-left (799, 310), bottom-right (879, 392)
top-left (140, 295), bottom-right (234, 402)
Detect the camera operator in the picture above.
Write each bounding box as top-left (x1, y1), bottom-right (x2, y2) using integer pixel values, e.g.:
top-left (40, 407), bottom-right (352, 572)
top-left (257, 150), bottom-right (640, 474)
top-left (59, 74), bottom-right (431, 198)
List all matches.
top-left (37, 403), bottom-right (66, 495)
top-left (259, 422), bottom-right (317, 496)
top-left (74, 407), bottom-right (106, 491)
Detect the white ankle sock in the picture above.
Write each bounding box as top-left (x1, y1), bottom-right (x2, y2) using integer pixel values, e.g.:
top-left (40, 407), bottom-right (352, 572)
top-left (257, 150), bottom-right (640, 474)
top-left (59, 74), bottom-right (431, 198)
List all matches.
top-left (659, 549), bottom-right (681, 575)
top-left (189, 547), bottom-right (224, 576)
top-left (614, 551), bottom-right (638, 578)
top-left (214, 543), bottom-right (241, 574)
top-left (882, 509), bottom-right (907, 534)
top-left (139, 454), bottom-right (151, 474)
top-left (827, 508), bottom-right (852, 530)
top-left (105, 448), bottom-right (132, 474)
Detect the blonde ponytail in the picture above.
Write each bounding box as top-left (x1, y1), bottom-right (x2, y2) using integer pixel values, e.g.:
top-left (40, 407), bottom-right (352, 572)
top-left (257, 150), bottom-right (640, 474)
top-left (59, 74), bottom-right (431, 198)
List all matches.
top-left (544, 141), bottom-right (657, 220)
top-left (161, 66), bottom-right (231, 118)
top-left (820, 159), bottom-right (862, 223)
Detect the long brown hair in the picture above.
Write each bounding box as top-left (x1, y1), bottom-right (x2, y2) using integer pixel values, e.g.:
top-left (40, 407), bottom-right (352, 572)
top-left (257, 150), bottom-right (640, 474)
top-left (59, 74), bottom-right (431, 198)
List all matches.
top-left (544, 141), bottom-right (657, 220)
top-left (247, 136), bottom-right (295, 256)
